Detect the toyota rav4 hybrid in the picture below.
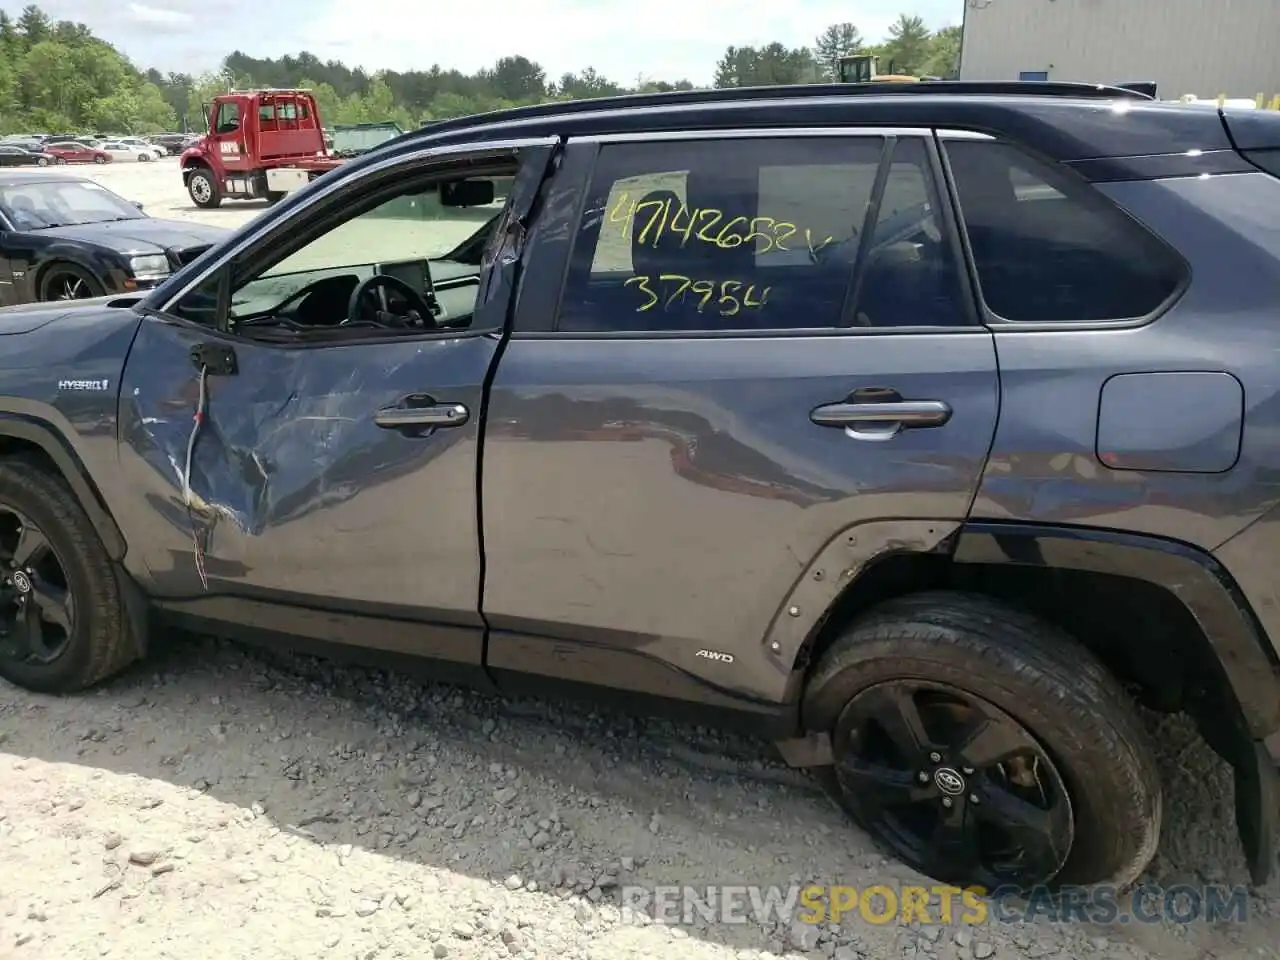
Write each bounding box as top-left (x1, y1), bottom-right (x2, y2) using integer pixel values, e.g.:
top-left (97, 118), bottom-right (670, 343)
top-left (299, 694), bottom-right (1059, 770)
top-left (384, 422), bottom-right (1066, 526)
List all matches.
top-left (1, 81), bottom-right (1279, 895)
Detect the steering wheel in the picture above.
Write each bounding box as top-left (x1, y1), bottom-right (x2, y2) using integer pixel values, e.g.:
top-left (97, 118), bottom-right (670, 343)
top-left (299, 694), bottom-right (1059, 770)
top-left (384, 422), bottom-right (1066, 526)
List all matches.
top-left (343, 273), bottom-right (437, 329)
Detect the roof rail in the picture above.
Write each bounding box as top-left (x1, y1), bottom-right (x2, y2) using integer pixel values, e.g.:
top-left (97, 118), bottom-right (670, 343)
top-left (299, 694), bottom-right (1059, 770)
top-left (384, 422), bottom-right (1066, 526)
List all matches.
top-left (415, 80), bottom-right (1153, 135)
top-left (226, 88), bottom-right (314, 95)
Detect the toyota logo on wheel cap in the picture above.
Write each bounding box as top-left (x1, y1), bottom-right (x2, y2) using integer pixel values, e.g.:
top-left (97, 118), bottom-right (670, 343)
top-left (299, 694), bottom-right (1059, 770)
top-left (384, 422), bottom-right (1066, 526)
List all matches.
top-left (933, 767), bottom-right (966, 796)
top-left (10, 571), bottom-right (31, 594)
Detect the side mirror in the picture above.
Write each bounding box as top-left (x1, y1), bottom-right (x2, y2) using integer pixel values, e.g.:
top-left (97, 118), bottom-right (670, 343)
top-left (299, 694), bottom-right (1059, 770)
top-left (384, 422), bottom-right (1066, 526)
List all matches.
top-left (440, 179), bottom-right (495, 207)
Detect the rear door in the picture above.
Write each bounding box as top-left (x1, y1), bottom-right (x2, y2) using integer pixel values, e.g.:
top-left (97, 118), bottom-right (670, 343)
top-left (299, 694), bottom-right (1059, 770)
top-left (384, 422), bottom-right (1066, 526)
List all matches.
top-left (480, 127), bottom-right (1000, 707)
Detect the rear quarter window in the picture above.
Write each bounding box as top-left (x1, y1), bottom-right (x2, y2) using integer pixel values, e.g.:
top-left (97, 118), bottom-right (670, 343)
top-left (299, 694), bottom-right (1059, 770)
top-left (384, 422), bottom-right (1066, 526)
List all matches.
top-left (945, 140), bottom-right (1188, 323)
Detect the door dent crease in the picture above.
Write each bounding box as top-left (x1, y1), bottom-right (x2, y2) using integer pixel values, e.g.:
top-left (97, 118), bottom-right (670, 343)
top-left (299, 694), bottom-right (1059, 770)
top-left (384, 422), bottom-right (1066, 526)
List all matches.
top-left (124, 334), bottom-right (473, 581)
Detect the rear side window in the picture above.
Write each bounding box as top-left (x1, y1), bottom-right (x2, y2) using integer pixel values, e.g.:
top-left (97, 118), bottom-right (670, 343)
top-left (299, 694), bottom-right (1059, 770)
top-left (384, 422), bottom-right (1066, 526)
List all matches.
top-left (556, 135), bottom-right (969, 333)
top-left (945, 140), bottom-right (1187, 323)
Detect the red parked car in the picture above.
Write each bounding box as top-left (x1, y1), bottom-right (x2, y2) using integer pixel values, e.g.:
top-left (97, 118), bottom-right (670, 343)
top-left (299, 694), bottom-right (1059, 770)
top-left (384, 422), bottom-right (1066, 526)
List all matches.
top-left (43, 141), bottom-right (110, 164)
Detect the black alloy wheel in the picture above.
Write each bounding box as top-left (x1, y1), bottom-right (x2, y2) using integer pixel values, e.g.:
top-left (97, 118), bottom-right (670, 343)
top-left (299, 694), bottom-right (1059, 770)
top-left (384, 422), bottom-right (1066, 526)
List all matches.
top-left (0, 505), bottom-right (75, 667)
top-left (802, 591), bottom-right (1162, 891)
top-left (833, 678), bottom-right (1074, 891)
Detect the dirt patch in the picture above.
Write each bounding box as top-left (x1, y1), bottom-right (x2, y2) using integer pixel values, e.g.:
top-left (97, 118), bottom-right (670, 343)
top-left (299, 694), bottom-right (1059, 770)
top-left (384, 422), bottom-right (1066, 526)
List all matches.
top-left (1, 636), bottom-right (1277, 959)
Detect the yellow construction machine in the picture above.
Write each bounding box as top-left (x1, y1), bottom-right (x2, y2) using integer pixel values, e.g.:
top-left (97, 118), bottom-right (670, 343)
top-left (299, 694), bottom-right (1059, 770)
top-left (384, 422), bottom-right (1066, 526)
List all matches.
top-left (836, 54), bottom-right (940, 84)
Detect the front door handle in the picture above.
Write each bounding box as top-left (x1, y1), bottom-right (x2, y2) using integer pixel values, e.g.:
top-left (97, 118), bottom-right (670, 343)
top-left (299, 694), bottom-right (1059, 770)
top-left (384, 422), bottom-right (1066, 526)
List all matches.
top-left (810, 399), bottom-right (951, 441)
top-left (374, 402), bottom-right (469, 429)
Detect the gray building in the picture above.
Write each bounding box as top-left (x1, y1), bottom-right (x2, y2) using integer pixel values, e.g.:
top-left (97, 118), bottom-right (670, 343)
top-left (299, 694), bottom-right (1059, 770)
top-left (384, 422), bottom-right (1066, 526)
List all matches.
top-left (958, 0), bottom-right (1280, 101)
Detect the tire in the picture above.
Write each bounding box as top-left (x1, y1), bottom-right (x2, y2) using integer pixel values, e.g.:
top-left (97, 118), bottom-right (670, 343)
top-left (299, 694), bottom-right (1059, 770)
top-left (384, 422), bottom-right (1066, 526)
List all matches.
top-left (36, 157), bottom-right (48, 166)
top-left (0, 459), bottom-right (136, 693)
top-left (39, 263), bottom-right (103, 302)
top-left (266, 190), bottom-right (287, 205)
top-left (93, 155), bottom-right (106, 164)
top-left (138, 154), bottom-right (148, 162)
top-left (802, 590), bottom-right (1161, 892)
top-left (56, 157), bottom-right (66, 165)
top-left (187, 167), bottom-right (221, 208)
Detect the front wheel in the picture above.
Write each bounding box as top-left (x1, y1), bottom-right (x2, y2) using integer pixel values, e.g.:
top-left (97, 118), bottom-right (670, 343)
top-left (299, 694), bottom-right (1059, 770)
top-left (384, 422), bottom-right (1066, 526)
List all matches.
top-left (802, 591), bottom-right (1161, 892)
top-left (93, 155), bottom-right (106, 164)
top-left (36, 157), bottom-right (48, 166)
top-left (0, 460), bottom-right (137, 693)
top-left (39, 263), bottom-right (103, 302)
top-left (187, 168), bottom-right (221, 209)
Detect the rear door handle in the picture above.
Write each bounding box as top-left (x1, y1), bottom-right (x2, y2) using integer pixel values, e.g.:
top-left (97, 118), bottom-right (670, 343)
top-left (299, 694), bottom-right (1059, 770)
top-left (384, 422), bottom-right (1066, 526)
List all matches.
top-left (374, 402), bottom-right (469, 429)
top-left (810, 399), bottom-right (951, 441)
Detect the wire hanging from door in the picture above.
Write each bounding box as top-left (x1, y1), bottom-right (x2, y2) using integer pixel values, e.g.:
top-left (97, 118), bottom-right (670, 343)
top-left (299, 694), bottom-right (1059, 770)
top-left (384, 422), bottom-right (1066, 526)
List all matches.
top-left (180, 363), bottom-right (210, 589)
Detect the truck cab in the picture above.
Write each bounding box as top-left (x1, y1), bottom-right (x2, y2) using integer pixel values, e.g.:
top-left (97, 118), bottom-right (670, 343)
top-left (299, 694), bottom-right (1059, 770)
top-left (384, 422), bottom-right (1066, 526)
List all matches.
top-left (837, 54), bottom-right (925, 84)
top-left (180, 88), bottom-right (343, 209)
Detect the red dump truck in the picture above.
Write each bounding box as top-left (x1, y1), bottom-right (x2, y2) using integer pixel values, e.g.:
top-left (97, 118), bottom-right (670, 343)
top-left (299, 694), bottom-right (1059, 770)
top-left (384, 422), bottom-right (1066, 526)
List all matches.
top-left (179, 88), bottom-right (345, 209)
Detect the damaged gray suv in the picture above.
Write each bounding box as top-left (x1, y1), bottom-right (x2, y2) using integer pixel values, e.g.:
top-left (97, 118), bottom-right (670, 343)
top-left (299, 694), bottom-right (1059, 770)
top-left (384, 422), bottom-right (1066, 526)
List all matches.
top-left (1, 80), bottom-right (1279, 894)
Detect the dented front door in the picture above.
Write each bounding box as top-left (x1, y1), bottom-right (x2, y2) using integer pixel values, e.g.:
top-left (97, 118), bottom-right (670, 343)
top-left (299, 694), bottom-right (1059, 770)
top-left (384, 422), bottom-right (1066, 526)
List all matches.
top-left (115, 317), bottom-right (493, 657)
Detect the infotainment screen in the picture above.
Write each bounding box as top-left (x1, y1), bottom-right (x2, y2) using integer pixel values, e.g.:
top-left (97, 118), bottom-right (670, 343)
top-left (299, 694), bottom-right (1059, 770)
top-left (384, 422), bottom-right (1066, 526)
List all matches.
top-left (377, 259), bottom-right (434, 297)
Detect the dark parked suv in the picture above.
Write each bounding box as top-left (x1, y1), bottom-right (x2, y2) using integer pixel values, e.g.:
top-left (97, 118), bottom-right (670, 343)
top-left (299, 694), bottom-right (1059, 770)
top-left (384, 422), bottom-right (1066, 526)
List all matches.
top-left (1, 81), bottom-right (1278, 894)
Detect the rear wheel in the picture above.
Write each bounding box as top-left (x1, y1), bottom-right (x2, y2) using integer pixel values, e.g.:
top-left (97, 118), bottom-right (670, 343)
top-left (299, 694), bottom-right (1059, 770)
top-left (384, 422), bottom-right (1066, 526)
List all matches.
top-left (36, 157), bottom-right (49, 167)
top-left (802, 591), bottom-right (1161, 891)
top-left (93, 155), bottom-right (106, 164)
top-left (187, 167), bottom-right (221, 209)
top-left (39, 263), bottom-right (103, 302)
top-left (0, 460), bottom-right (136, 693)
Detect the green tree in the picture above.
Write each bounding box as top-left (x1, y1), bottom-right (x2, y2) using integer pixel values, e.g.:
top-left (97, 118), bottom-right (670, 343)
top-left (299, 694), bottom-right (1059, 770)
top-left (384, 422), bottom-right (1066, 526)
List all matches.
top-left (881, 14), bottom-right (934, 75)
top-left (16, 4), bottom-right (49, 47)
top-left (814, 23), bottom-right (865, 81)
top-left (0, 2), bottom-right (983, 135)
top-left (714, 43), bottom-right (817, 88)
top-left (556, 67), bottom-right (624, 100)
top-left (485, 55), bottom-right (547, 101)
top-left (921, 24), bottom-right (961, 79)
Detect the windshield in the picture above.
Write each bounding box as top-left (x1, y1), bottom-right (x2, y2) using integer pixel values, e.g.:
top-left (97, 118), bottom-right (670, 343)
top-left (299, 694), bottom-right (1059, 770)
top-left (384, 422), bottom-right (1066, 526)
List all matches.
top-left (0, 178), bottom-right (144, 229)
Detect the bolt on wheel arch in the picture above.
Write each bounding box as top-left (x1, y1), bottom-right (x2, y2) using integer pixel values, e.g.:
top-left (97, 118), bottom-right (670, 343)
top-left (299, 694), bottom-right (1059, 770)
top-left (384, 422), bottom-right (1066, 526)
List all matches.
top-left (802, 590), bottom-right (1162, 892)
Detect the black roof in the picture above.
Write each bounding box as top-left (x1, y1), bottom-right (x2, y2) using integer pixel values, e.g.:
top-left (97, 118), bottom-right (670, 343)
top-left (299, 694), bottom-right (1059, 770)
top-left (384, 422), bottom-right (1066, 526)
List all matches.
top-left (366, 81), bottom-right (1230, 165)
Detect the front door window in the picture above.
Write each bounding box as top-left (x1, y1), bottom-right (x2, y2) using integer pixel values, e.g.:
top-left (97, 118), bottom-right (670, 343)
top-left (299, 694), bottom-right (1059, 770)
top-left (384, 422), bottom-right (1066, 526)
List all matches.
top-left (215, 102), bottom-right (240, 134)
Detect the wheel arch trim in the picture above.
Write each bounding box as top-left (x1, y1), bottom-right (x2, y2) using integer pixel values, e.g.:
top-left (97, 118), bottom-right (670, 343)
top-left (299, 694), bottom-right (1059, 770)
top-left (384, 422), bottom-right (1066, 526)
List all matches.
top-left (763, 518), bottom-right (961, 684)
top-left (953, 521), bottom-right (1280, 739)
top-left (0, 413), bottom-right (126, 560)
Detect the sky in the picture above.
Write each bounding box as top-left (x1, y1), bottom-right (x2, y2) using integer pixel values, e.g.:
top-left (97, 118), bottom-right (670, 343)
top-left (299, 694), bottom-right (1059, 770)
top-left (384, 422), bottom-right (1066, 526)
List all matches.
top-left (16, 0), bottom-right (964, 86)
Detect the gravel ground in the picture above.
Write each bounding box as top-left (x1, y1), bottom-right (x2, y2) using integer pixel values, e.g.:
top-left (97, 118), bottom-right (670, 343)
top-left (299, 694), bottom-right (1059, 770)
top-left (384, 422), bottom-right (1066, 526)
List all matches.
top-left (1, 156), bottom-right (1279, 960)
